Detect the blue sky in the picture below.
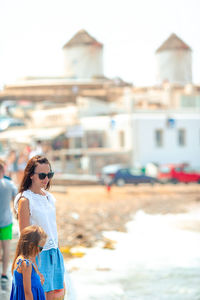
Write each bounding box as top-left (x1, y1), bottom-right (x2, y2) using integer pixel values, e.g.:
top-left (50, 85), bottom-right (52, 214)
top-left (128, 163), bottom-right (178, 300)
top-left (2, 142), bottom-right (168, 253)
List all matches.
top-left (0, 0), bottom-right (199, 87)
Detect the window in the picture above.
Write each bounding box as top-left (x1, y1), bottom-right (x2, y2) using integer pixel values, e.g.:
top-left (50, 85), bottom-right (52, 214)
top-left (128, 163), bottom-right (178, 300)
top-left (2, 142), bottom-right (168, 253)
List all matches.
top-left (155, 129), bottom-right (163, 147)
top-left (86, 131), bottom-right (105, 148)
top-left (178, 129), bottom-right (186, 146)
top-left (74, 137), bottom-right (82, 148)
top-left (183, 166), bottom-right (193, 173)
top-left (129, 168), bottom-right (141, 175)
top-left (119, 131), bottom-right (125, 147)
top-left (159, 166), bottom-right (170, 174)
top-left (119, 169), bottom-right (129, 175)
top-left (181, 95), bottom-right (200, 108)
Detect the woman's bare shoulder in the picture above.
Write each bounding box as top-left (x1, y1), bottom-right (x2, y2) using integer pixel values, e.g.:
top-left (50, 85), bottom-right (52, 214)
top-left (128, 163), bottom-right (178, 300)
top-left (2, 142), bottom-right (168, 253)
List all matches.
top-left (18, 197), bottom-right (30, 209)
top-left (18, 197), bottom-right (29, 204)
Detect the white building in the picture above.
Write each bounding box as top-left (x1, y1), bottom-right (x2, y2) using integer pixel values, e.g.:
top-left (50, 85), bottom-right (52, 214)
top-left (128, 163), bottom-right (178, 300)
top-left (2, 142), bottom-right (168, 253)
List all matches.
top-left (130, 111), bottom-right (200, 168)
top-left (156, 33), bottom-right (192, 85)
top-left (1, 30), bottom-right (199, 176)
top-left (69, 109), bottom-right (200, 173)
top-left (62, 29), bottom-right (104, 79)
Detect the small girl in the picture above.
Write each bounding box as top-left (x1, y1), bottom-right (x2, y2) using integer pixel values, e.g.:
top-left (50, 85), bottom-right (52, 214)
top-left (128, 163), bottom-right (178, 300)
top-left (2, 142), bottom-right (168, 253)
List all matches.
top-left (10, 225), bottom-right (47, 300)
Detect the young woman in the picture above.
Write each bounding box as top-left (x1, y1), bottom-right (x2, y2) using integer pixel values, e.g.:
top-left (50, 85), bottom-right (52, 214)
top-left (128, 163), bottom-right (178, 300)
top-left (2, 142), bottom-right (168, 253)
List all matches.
top-left (10, 225), bottom-right (47, 300)
top-left (14, 156), bottom-right (66, 300)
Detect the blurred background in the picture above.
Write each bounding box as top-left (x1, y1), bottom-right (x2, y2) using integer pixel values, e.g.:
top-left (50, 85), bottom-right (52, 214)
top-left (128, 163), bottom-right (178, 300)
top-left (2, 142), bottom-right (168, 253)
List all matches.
top-left (0, 0), bottom-right (200, 299)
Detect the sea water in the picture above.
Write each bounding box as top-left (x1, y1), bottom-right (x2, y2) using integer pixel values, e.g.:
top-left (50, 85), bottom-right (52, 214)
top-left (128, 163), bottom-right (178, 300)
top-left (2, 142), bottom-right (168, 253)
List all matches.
top-left (66, 209), bottom-right (200, 300)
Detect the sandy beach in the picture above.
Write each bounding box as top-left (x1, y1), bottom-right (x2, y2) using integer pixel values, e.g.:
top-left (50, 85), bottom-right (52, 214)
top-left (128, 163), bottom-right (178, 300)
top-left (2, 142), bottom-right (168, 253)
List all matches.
top-left (9, 183), bottom-right (200, 258)
top-left (54, 184), bottom-right (200, 253)
top-left (1, 183), bottom-right (200, 300)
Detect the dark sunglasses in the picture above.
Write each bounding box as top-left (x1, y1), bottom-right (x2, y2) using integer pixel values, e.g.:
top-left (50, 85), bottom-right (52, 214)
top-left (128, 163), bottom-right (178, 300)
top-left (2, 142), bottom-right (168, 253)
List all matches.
top-left (34, 172), bottom-right (54, 180)
top-left (38, 245), bottom-right (43, 252)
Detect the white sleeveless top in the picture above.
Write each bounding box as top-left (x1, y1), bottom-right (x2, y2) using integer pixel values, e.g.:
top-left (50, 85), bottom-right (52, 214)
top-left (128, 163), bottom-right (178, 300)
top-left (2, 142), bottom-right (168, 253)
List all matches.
top-left (14, 190), bottom-right (58, 251)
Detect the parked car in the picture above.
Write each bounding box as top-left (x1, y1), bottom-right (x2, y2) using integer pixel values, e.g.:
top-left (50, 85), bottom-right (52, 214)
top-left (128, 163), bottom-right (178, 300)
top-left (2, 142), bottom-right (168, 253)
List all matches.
top-left (98, 164), bottom-right (126, 185)
top-left (112, 168), bottom-right (159, 186)
top-left (98, 165), bottom-right (159, 186)
top-left (158, 164), bottom-right (200, 184)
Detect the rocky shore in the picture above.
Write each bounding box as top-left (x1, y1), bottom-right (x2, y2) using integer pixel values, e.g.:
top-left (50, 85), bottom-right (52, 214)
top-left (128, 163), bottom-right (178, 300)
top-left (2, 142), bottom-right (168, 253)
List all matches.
top-left (54, 184), bottom-right (200, 257)
top-left (9, 184), bottom-right (200, 260)
top-left (4, 183), bottom-right (200, 300)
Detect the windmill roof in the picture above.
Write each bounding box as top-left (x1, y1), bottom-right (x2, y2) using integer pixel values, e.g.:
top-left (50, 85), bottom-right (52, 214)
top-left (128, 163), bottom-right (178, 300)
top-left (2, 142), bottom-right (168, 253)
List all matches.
top-left (63, 29), bottom-right (103, 48)
top-left (156, 33), bottom-right (191, 53)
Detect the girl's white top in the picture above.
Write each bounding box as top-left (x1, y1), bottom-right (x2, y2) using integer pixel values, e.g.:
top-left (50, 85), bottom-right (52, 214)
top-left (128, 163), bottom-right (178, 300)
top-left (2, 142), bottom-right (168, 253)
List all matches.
top-left (14, 189), bottom-right (58, 251)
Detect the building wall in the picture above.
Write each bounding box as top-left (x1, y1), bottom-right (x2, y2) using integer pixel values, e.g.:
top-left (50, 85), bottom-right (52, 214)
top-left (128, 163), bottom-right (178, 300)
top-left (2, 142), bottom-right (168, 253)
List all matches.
top-left (156, 50), bottom-right (192, 85)
top-left (63, 45), bottom-right (103, 79)
top-left (80, 115), bottom-right (131, 149)
top-left (133, 113), bottom-right (200, 168)
top-left (180, 94), bottom-right (200, 108)
top-left (77, 97), bottom-right (113, 117)
top-left (133, 85), bottom-right (200, 109)
top-left (31, 105), bottom-right (78, 127)
top-left (67, 111), bottom-right (200, 169)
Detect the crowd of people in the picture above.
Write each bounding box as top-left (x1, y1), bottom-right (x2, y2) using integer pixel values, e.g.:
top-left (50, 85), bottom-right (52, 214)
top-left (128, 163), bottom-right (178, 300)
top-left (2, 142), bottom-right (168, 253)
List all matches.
top-left (0, 152), bottom-right (74, 300)
top-left (5, 141), bottom-right (44, 185)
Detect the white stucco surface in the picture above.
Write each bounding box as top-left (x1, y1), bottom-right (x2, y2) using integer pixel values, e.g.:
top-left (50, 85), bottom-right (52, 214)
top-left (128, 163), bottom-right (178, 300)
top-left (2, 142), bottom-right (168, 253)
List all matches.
top-left (63, 45), bottom-right (103, 79)
top-left (156, 50), bottom-right (192, 85)
top-left (132, 112), bottom-right (200, 168)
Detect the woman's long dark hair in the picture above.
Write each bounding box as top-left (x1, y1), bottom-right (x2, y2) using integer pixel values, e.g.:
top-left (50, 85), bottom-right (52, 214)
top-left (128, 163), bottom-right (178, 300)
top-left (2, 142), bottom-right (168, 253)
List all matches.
top-left (11, 225), bottom-right (47, 274)
top-left (19, 155), bottom-right (52, 193)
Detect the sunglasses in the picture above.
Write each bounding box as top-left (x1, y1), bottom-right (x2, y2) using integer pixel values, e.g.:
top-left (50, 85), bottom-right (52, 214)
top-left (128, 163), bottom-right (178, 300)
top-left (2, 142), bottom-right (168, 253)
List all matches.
top-left (34, 172), bottom-right (54, 180)
top-left (38, 245), bottom-right (43, 252)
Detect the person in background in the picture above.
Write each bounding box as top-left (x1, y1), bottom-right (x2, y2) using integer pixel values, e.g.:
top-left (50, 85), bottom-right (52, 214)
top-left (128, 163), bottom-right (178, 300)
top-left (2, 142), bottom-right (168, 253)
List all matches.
top-left (29, 140), bottom-right (44, 159)
top-left (10, 225), bottom-right (47, 300)
top-left (17, 148), bottom-right (29, 185)
top-left (0, 159), bottom-right (17, 287)
top-left (0, 158), bottom-right (11, 180)
top-left (7, 150), bottom-right (18, 183)
top-left (14, 155), bottom-right (66, 300)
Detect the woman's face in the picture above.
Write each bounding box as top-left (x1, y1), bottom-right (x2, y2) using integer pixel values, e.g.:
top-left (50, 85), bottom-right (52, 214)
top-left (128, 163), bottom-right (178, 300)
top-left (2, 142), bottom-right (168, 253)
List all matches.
top-left (30, 163), bottom-right (51, 189)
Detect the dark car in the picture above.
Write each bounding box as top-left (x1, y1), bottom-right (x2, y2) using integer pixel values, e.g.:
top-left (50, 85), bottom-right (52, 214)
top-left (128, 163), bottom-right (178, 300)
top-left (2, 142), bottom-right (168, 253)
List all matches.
top-left (112, 168), bottom-right (159, 186)
top-left (98, 164), bottom-right (126, 185)
top-left (98, 165), bottom-right (159, 186)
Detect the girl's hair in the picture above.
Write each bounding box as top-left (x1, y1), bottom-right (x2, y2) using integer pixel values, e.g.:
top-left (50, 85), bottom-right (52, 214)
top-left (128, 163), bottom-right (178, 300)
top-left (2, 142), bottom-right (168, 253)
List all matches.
top-left (0, 159), bottom-right (5, 172)
top-left (19, 155), bottom-right (52, 193)
top-left (11, 225), bottom-right (47, 274)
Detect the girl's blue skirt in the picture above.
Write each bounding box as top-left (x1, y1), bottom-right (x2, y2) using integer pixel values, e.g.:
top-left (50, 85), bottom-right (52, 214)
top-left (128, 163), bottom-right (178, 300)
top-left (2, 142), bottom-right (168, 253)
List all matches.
top-left (36, 248), bottom-right (65, 292)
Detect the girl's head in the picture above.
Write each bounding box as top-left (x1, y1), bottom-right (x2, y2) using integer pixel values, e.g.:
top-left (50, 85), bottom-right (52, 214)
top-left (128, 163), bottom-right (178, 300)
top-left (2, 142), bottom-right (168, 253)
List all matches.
top-left (12, 225), bottom-right (47, 274)
top-left (0, 159), bottom-right (5, 177)
top-left (19, 155), bottom-right (54, 193)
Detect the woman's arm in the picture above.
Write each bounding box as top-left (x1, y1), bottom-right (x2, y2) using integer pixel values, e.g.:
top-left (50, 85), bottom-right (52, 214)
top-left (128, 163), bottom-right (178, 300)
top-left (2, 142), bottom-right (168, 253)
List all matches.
top-left (32, 257), bottom-right (45, 286)
top-left (18, 197), bottom-right (30, 232)
top-left (22, 261), bottom-right (33, 300)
